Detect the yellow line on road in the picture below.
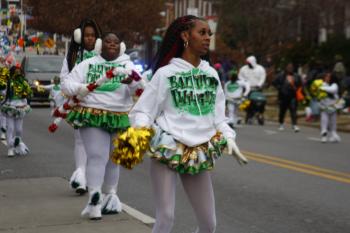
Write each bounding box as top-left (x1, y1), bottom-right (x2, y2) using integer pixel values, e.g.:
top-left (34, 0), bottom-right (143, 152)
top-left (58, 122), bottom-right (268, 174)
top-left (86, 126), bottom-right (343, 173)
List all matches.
top-left (242, 150), bottom-right (350, 184)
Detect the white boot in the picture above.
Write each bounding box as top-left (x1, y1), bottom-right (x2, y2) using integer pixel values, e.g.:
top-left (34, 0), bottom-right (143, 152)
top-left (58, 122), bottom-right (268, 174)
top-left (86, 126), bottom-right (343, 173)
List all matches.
top-left (101, 187), bottom-right (122, 214)
top-left (329, 131), bottom-right (341, 143)
top-left (81, 189), bottom-right (102, 220)
top-left (15, 141), bottom-right (29, 155)
top-left (69, 168), bottom-right (87, 195)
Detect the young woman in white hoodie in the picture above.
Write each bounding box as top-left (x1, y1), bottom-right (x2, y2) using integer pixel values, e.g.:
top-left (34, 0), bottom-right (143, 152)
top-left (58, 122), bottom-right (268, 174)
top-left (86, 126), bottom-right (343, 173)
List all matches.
top-left (319, 72), bottom-right (341, 143)
top-left (129, 15), bottom-right (248, 233)
top-left (62, 32), bottom-right (143, 220)
top-left (60, 19), bottom-right (102, 195)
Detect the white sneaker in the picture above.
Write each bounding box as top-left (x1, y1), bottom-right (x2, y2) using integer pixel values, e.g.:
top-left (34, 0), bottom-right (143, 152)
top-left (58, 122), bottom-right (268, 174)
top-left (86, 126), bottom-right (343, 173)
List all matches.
top-left (278, 124), bottom-right (285, 131)
top-left (7, 148), bottom-right (15, 157)
top-left (293, 125), bottom-right (300, 133)
top-left (101, 193), bottom-right (122, 214)
top-left (70, 168), bottom-right (87, 194)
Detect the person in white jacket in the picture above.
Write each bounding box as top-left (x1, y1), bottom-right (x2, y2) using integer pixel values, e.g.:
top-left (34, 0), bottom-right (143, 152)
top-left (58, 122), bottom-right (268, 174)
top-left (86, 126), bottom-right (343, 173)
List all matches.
top-left (60, 18), bottom-right (102, 195)
top-left (224, 69), bottom-right (250, 127)
top-left (62, 32), bottom-right (143, 220)
top-left (238, 56), bottom-right (266, 89)
top-left (319, 72), bottom-right (341, 143)
top-left (238, 56), bottom-right (266, 124)
top-left (129, 15), bottom-right (247, 233)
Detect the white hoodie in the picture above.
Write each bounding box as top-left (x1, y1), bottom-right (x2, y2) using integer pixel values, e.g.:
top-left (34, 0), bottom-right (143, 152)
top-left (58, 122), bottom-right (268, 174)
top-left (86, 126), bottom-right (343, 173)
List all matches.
top-left (238, 56), bottom-right (266, 88)
top-left (320, 83), bottom-right (339, 107)
top-left (129, 58), bottom-right (236, 147)
top-left (62, 54), bottom-right (141, 112)
top-left (224, 79), bottom-right (250, 100)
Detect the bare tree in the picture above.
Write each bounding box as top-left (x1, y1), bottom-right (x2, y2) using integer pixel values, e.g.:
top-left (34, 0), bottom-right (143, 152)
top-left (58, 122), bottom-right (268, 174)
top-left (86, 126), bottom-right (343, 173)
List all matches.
top-left (217, 0), bottom-right (348, 59)
top-left (25, 0), bottom-right (164, 41)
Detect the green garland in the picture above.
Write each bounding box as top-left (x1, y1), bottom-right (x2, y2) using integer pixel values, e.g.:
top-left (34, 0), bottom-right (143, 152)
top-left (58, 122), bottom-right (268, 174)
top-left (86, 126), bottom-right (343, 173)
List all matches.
top-left (66, 106), bottom-right (130, 133)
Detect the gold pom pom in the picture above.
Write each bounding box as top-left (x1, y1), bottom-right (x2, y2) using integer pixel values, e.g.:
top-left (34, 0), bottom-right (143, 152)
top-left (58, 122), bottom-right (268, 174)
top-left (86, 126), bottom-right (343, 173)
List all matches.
top-left (310, 79), bottom-right (327, 100)
top-left (239, 99), bottom-right (251, 111)
top-left (111, 127), bottom-right (154, 169)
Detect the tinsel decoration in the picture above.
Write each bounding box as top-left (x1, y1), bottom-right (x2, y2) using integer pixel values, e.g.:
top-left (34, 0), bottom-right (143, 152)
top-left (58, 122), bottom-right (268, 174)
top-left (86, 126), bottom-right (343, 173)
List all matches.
top-left (111, 127), bottom-right (154, 169)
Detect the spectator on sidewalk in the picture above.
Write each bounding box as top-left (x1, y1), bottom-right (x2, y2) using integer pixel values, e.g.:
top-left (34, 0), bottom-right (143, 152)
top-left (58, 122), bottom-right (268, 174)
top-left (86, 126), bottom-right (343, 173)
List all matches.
top-left (333, 54), bottom-right (346, 93)
top-left (272, 63), bottom-right (302, 132)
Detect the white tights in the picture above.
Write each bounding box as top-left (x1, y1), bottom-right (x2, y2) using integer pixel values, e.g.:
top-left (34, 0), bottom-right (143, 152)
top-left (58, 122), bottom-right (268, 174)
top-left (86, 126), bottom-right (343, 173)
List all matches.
top-left (320, 111), bottom-right (337, 135)
top-left (227, 102), bottom-right (239, 125)
top-left (79, 127), bottom-right (120, 192)
top-left (74, 130), bottom-right (87, 171)
top-left (150, 160), bottom-right (216, 233)
top-left (6, 117), bottom-right (23, 147)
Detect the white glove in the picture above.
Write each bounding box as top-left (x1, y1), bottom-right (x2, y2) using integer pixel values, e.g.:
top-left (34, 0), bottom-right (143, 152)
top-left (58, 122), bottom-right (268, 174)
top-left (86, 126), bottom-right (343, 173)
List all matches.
top-left (77, 85), bottom-right (90, 98)
top-left (112, 67), bottom-right (131, 76)
top-left (227, 138), bottom-right (248, 165)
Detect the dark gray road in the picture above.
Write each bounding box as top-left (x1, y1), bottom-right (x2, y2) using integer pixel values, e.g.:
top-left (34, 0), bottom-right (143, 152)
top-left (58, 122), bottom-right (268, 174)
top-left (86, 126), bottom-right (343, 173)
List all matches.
top-left (1, 108), bottom-right (349, 233)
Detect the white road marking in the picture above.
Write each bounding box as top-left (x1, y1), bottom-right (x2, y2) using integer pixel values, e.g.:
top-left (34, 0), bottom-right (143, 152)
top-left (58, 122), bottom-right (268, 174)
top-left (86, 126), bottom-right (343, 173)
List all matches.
top-left (264, 130), bottom-right (277, 135)
top-left (1, 169), bottom-right (13, 174)
top-left (1, 139), bottom-right (7, 146)
top-left (122, 203), bottom-right (155, 225)
top-left (307, 137), bottom-right (323, 142)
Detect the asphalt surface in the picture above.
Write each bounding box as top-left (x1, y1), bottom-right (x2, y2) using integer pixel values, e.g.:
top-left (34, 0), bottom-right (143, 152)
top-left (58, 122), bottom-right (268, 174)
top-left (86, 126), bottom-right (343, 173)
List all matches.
top-left (0, 108), bottom-right (349, 233)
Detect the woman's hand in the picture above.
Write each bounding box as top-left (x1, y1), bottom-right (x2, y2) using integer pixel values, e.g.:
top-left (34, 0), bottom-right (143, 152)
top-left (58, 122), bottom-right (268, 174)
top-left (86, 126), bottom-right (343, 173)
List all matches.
top-left (227, 138), bottom-right (248, 165)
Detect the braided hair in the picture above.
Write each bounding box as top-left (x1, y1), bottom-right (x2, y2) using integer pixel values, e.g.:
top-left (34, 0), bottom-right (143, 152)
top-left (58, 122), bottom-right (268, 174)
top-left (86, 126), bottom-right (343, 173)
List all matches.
top-left (66, 18), bottom-right (102, 72)
top-left (152, 15), bottom-right (210, 73)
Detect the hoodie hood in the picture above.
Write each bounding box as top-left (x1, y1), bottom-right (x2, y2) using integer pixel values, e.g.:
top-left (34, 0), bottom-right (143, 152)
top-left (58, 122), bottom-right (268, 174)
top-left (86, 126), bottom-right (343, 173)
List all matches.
top-left (169, 58), bottom-right (211, 71)
top-left (246, 56), bottom-right (257, 68)
top-left (97, 53), bottom-right (131, 64)
top-left (114, 53), bottom-right (130, 63)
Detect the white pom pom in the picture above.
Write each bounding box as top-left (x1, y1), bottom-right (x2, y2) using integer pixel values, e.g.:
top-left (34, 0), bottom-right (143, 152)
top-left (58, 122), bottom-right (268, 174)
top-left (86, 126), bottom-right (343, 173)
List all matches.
top-left (119, 42), bottom-right (126, 56)
top-left (73, 28), bottom-right (82, 44)
top-left (94, 38), bottom-right (102, 54)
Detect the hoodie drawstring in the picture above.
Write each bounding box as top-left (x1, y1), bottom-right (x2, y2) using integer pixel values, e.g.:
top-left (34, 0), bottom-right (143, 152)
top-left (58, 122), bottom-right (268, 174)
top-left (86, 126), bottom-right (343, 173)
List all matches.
top-left (190, 69), bottom-right (202, 116)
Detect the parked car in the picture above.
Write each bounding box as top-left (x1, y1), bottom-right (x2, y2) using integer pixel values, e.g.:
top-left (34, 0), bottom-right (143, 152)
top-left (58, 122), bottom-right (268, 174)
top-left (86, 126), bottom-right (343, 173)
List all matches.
top-left (21, 55), bottom-right (64, 103)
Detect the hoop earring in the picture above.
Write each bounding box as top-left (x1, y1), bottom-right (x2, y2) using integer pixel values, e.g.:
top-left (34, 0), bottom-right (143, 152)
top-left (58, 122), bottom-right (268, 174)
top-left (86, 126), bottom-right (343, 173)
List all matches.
top-left (184, 41), bottom-right (189, 48)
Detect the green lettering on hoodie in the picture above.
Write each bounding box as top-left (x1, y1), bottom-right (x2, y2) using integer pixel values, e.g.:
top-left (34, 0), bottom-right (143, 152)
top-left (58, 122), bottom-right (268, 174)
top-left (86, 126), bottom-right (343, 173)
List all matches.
top-left (168, 68), bottom-right (218, 116)
top-left (86, 62), bottom-right (127, 92)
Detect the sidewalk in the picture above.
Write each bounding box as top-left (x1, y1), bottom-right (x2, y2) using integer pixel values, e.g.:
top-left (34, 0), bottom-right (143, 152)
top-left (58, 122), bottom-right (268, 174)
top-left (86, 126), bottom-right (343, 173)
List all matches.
top-left (264, 105), bottom-right (350, 132)
top-left (0, 177), bottom-right (152, 233)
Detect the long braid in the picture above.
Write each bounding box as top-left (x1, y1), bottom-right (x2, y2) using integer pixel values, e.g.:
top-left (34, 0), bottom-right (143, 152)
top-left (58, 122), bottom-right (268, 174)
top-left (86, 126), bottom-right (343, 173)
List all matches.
top-left (153, 15), bottom-right (209, 73)
top-left (66, 19), bottom-right (102, 72)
